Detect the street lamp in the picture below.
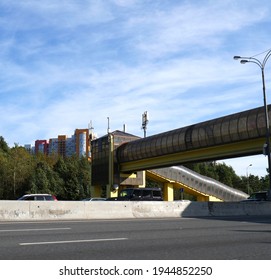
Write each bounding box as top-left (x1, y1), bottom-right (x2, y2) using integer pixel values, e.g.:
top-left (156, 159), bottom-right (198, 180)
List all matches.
top-left (234, 50), bottom-right (271, 200)
top-left (246, 164), bottom-right (252, 195)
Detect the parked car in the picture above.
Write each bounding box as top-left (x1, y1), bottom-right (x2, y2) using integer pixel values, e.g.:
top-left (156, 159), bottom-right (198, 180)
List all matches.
top-left (107, 188), bottom-right (163, 201)
top-left (81, 197), bottom-right (106, 201)
top-left (18, 194), bottom-right (58, 201)
top-left (244, 191), bottom-right (268, 201)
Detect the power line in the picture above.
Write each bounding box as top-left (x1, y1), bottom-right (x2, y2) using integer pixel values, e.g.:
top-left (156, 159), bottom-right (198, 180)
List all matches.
top-left (251, 48), bottom-right (271, 58)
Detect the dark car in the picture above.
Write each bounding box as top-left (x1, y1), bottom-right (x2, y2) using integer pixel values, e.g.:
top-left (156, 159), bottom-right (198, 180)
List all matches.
top-left (107, 188), bottom-right (163, 201)
top-left (18, 194), bottom-right (57, 201)
top-left (245, 191), bottom-right (267, 201)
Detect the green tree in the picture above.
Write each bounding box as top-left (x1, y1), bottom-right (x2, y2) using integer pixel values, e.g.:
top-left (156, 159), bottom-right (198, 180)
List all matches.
top-left (215, 163), bottom-right (239, 187)
top-left (78, 157), bottom-right (91, 198)
top-left (29, 161), bottom-right (63, 196)
top-left (2, 146), bottom-right (35, 199)
top-left (0, 136), bottom-right (9, 153)
top-left (0, 151), bottom-right (10, 199)
top-left (53, 156), bottom-right (91, 200)
top-left (184, 162), bottom-right (246, 193)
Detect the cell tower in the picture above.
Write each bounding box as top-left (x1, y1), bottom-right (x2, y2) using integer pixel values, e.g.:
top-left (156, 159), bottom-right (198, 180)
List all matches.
top-left (88, 121), bottom-right (94, 140)
top-left (141, 111), bottom-right (149, 138)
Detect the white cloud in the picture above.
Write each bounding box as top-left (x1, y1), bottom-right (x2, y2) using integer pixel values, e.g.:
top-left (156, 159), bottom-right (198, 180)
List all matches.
top-left (124, 1), bottom-right (268, 60)
top-left (1, 0), bottom-right (271, 176)
top-left (220, 155), bottom-right (268, 178)
top-left (0, 0), bottom-right (114, 30)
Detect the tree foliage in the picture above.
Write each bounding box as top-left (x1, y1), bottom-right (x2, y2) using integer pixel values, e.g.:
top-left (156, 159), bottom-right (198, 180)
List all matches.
top-left (0, 136), bottom-right (9, 153)
top-left (184, 162), bottom-right (269, 194)
top-left (0, 135), bottom-right (269, 200)
top-left (0, 136), bottom-right (91, 200)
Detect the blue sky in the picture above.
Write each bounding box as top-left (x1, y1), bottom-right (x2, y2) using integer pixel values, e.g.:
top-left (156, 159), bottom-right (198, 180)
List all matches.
top-left (1, 0), bottom-right (271, 177)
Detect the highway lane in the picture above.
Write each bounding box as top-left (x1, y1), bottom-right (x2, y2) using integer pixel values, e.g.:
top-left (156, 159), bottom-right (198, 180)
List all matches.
top-left (0, 216), bottom-right (271, 259)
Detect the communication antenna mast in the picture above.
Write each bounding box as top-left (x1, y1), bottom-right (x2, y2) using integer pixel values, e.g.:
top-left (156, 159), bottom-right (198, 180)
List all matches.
top-left (142, 111), bottom-right (149, 138)
top-left (88, 121), bottom-right (94, 140)
top-left (107, 117), bottom-right (110, 134)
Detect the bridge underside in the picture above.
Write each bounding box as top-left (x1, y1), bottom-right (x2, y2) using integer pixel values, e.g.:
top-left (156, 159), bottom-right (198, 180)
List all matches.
top-left (120, 137), bottom-right (264, 172)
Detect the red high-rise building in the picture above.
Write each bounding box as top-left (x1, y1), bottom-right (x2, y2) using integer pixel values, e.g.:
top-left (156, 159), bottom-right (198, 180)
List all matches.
top-left (34, 140), bottom-right (49, 155)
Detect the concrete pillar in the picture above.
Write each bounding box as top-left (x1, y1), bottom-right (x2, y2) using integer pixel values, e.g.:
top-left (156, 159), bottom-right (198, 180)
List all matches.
top-left (163, 182), bottom-right (174, 201)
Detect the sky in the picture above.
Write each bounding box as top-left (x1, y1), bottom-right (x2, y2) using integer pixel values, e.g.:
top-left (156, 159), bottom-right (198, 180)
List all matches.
top-left (1, 0), bottom-right (271, 177)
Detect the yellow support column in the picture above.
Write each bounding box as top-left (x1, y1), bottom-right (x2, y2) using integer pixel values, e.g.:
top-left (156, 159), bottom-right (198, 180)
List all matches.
top-left (163, 182), bottom-right (174, 201)
top-left (196, 195), bottom-right (222, 201)
top-left (90, 186), bottom-right (102, 198)
top-left (139, 171), bottom-right (146, 188)
top-left (197, 195), bottom-right (208, 202)
top-left (106, 184), bottom-right (118, 198)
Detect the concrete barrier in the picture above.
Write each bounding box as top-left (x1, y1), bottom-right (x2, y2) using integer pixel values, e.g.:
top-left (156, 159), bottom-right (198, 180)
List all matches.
top-left (0, 200), bottom-right (271, 221)
top-left (207, 201), bottom-right (271, 216)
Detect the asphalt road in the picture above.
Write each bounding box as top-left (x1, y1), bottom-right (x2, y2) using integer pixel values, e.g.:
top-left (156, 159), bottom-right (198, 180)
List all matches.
top-left (0, 216), bottom-right (271, 260)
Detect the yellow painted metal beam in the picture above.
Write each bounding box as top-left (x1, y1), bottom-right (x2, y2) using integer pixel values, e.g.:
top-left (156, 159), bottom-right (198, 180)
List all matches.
top-left (147, 170), bottom-right (210, 197)
top-left (120, 138), bottom-right (264, 172)
top-left (147, 170), bottom-right (222, 201)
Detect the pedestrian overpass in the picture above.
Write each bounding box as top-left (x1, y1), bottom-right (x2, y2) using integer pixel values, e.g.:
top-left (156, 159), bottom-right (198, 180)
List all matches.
top-left (146, 166), bottom-right (247, 202)
top-left (117, 105), bottom-right (269, 172)
top-left (91, 105), bottom-right (269, 201)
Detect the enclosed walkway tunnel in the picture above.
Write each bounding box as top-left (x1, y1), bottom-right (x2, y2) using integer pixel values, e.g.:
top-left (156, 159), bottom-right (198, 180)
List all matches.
top-left (117, 105), bottom-right (270, 172)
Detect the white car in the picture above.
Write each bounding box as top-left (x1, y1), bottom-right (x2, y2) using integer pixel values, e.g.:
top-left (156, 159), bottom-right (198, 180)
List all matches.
top-left (18, 194), bottom-right (57, 201)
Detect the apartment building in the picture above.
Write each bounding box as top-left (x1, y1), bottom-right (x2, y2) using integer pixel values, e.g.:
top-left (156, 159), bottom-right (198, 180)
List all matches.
top-left (35, 140), bottom-right (49, 155)
top-left (32, 128), bottom-right (91, 159)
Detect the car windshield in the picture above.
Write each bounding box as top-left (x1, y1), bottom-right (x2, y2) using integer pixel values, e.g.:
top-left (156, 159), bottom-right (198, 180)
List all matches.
top-left (248, 192), bottom-right (266, 200)
top-left (141, 190), bottom-right (152, 198)
top-left (153, 190), bottom-right (161, 198)
top-left (119, 189), bottom-right (133, 197)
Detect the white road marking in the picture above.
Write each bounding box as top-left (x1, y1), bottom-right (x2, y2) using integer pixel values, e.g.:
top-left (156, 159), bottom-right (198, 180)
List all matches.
top-left (0, 228), bottom-right (71, 233)
top-left (0, 217), bottom-right (186, 225)
top-left (19, 237), bottom-right (128, 246)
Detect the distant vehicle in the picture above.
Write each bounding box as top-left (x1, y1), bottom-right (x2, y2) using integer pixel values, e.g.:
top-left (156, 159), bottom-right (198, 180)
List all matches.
top-left (18, 194), bottom-right (58, 201)
top-left (81, 198), bottom-right (106, 201)
top-left (107, 188), bottom-right (163, 201)
top-left (244, 191), bottom-right (268, 201)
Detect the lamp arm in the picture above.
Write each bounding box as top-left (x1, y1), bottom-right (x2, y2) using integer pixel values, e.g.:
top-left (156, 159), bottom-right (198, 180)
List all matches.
top-left (244, 59), bottom-right (263, 70)
top-left (262, 50), bottom-right (271, 68)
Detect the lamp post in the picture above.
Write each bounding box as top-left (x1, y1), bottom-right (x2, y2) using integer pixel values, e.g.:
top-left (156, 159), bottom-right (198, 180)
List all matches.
top-left (234, 50), bottom-right (271, 200)
top-left (246, 164), bottom-right (252, 195)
